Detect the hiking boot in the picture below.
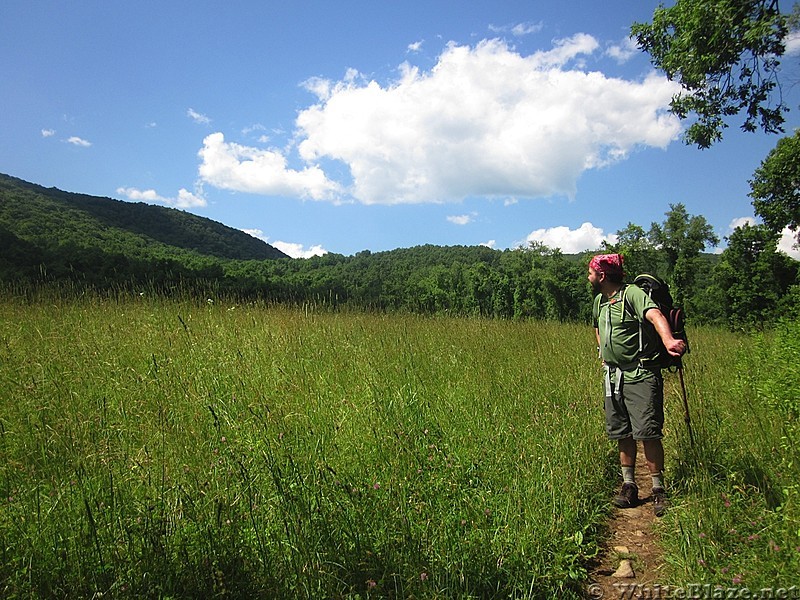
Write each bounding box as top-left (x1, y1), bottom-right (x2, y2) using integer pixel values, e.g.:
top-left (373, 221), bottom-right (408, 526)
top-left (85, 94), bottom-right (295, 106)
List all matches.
top-left (653, 488), bottom-right (668, 517)
top-left (612, 483), bottom-right (638, 508)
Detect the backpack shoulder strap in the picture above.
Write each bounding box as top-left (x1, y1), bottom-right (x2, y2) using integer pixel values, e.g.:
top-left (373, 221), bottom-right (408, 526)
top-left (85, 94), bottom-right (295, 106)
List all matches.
top-left (621, 283), bottom-right (644, 355)
top-left (592, 293), bottom-right (602, 323)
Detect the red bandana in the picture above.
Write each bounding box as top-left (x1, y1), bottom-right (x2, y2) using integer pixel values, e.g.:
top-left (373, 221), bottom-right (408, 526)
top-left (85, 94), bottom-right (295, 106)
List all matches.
top-left (589, 253), bottom-right (624, 276)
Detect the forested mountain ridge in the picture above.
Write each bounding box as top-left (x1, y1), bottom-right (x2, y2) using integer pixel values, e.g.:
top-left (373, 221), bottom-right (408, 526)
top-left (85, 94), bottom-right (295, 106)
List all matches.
top-left (0, 173), bottom-right (288, 261)
top-left (1, 173), bottom-right (796, 328)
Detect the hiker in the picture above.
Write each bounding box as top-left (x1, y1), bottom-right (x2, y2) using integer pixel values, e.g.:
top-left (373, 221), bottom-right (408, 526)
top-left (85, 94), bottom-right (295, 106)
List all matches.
top-left (588, 253), bottom-right (686, 517)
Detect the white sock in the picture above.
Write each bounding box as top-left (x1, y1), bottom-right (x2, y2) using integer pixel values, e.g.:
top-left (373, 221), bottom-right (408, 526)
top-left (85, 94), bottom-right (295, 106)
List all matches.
top-left (622, 466), bottom-right (636, 485)
top-left (651, 472), bottom-right (664, 491)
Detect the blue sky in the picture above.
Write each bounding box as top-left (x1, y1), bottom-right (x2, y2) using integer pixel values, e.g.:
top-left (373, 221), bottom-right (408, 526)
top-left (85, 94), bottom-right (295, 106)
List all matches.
top-left (2, 1), bottom-right (799, 259)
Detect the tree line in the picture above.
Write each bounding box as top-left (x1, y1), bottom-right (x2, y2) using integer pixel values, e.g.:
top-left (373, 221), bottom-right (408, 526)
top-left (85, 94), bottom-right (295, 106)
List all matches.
top-left (2, 200), bottom-right (798, 329)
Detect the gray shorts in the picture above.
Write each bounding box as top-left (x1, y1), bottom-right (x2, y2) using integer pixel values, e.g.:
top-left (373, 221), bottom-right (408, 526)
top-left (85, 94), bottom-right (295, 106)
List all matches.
top-left (604, 368), bottom-right (664, 440)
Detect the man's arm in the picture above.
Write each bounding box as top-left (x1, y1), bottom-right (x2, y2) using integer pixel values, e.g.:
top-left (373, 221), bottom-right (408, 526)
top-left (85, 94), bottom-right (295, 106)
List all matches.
top-left (645, 308), bottom-right (686, 357)
top-left (594, 328), bottom-right (602, 359)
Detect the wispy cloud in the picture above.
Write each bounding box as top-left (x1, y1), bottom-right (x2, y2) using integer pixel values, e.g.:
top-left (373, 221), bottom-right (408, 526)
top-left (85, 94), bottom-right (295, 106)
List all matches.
top-left (242, 123), bottom-right (267, 138)
top-left (447, 213), bottom-right (476, 226)
top-left (606, 36), bottom-right (639, 64)
top-left (197, 35), bottom-right (681, 205)
top-left (41, 128), bottom-right (56, 137)
top-left (117, 186), bottom-right (206, 208)
top-left (187, 108), bottom-right (211, 125)
top-left (523, 222), bottom-right (616, 253)
top-left (407, 40), bottom-right (423, 53)
top-left (511, 21), bottom-right (544, 36)
top-left (489, 21), bottom-right (544, 36)
top-left (66, 136), bottom-right (92, 147)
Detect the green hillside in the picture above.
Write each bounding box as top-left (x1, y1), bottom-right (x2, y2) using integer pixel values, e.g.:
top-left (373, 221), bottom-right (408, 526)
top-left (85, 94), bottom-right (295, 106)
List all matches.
top-left (1, 173), bottom-right (795, 329)
top-left (0, 173), bottom-right (288, 262)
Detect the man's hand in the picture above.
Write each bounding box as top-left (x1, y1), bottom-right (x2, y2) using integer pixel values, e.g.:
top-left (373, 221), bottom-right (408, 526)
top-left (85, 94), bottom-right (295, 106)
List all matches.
top-left (646, 309), bottom-right (687, 357)
top-left (664, 338), bottom-right (686, 357)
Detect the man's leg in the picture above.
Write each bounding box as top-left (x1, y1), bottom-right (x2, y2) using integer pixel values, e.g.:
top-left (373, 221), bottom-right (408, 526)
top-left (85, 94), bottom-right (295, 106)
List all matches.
top-left (643, 438), bottom-right (667, 516)
top-left (619, 436), bottom-right (637, 475)
top-left (625, 371), bottom-right (668, 514)
top-left (642, 438), bottom-right (664, 480)
top-left (613, 436), bottom-right (639, 508)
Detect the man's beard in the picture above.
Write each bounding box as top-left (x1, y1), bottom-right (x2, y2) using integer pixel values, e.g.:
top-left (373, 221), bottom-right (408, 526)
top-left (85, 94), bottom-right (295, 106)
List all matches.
top-left (590, 279), bottom-right (602, 295)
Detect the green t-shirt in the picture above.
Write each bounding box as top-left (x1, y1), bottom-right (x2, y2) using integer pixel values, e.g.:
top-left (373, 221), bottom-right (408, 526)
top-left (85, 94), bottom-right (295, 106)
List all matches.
top-left (593, 284), bottom-right (661, 382)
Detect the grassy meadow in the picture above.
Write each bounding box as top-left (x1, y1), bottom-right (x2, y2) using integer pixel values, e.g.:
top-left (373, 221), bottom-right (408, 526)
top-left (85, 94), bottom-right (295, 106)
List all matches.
top-left (0, 292), bottom-right (798, 598)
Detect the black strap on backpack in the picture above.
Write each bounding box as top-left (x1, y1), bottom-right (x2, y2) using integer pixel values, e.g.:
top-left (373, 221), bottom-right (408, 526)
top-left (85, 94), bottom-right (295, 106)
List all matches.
top-left (623, 275), bottom-right (690, 371)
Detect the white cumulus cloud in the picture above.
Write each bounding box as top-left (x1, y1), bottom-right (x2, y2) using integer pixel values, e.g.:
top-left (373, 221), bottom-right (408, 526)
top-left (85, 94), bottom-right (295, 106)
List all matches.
top-left (726, 217), bottom-right (799, 260)
top-left (779, 228), bottom-right (800, 260)
top-left (785, 30), bottom-right (800, 56)
top-left (273, 241), bottom-right (328, 259)
top-left (243, 229), bottom-right (327, 258)
top-left (198, 132), bottom-right (342, 200)
top-left (196, 35), bottom-right (681, 206)
top-left (117, 186), bottom-right (206, 208)
top-left (728, 216), bottom-right (757, 231)
top-left (524, 222), bottom-right (616, 253)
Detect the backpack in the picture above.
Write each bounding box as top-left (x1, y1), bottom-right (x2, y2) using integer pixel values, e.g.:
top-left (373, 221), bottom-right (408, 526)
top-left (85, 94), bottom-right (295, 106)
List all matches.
top-left (628, 273), bottom-right (689, 370)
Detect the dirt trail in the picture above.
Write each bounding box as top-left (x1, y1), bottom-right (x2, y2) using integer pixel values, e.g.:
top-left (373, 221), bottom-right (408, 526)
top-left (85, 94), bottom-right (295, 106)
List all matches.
top-left (586, 442), bottom-right (666, 599)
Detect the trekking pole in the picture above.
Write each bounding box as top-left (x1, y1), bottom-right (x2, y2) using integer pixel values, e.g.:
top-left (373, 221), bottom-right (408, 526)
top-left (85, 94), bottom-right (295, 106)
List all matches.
top-left (676, 365), bottom-right (694, 447)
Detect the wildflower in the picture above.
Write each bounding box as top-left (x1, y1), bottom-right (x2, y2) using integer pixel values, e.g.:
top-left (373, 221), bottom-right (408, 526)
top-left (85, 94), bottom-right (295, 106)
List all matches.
top-left (769, 540), bottom-right (780, 552)
top-left (373, 482), bottom-right (381, 490)
top-left (420, 572), bottom-right (428, 582)
top-left (732, 574), bottom-right (743, 585)
top-left (698, 559), bottom-right (706, 566)
top-left (698, 533), bottom-right (706, 539)
top-left (366, 579), bottom-right (376, 589)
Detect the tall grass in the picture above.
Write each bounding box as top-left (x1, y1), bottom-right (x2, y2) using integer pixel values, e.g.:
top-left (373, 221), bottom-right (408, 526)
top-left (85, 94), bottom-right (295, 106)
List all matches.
top-left (1, 294), bottom-right (615, 598)
top-left (657, 320), bottom-right (800, 589)
top-left (3, 293), bottom-right (795, 597)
